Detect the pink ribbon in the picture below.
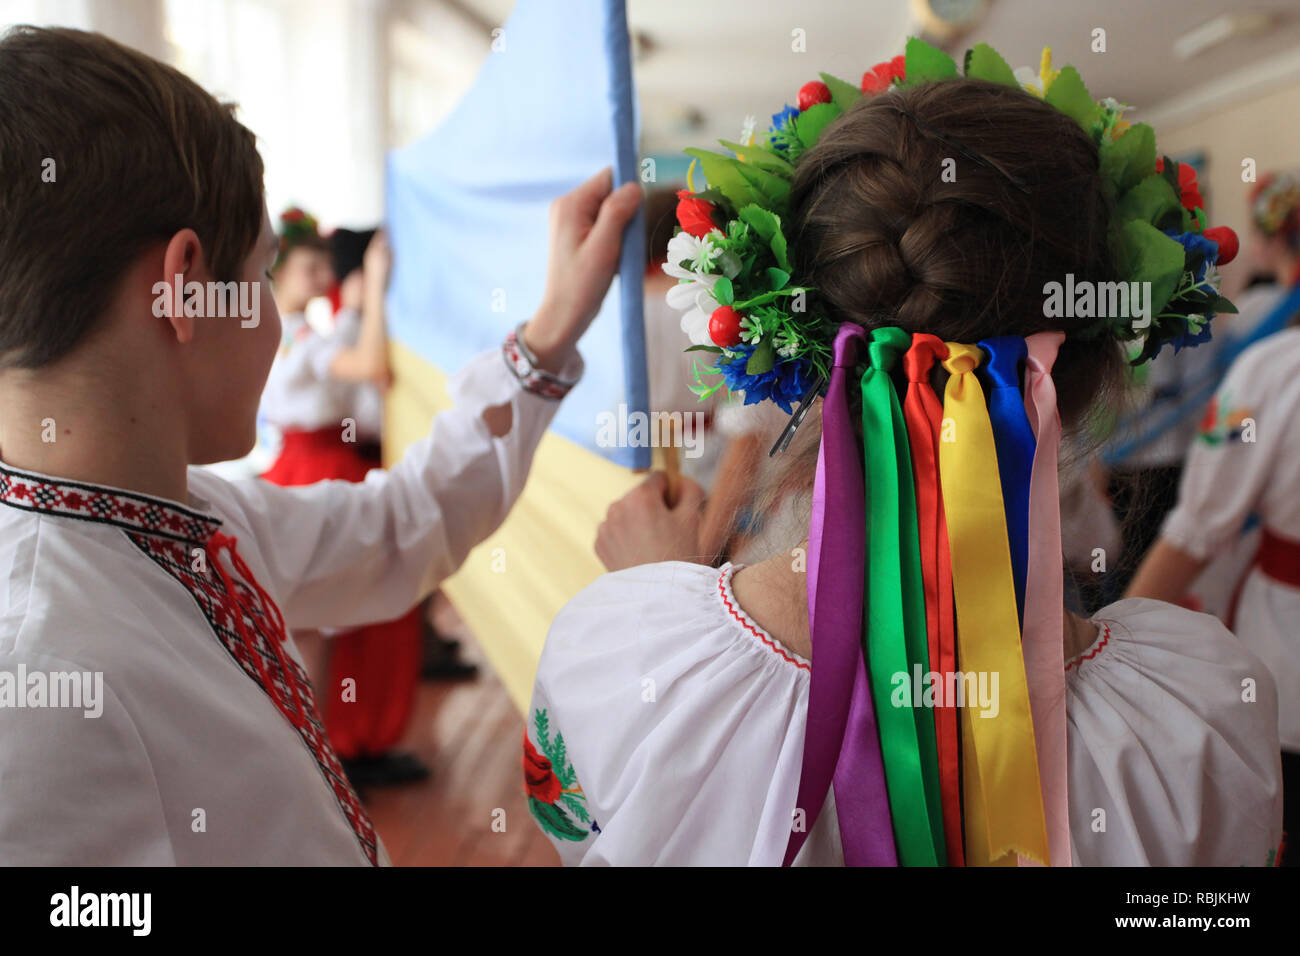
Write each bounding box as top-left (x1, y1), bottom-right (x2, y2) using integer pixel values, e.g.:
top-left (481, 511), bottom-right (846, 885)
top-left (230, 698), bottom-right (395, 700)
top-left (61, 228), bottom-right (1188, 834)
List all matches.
top-left (1019, 331), bottom-right (1070, 867)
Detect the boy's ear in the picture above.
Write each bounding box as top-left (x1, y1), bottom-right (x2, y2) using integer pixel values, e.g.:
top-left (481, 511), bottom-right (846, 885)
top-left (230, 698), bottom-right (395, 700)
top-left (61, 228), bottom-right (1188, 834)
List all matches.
top-left (158, 228), bottom-right (207, 344)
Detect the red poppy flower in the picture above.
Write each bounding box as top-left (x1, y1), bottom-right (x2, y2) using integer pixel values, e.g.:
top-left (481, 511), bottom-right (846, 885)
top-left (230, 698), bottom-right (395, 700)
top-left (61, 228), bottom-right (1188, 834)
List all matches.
top-left (1157, 158), bottom-right (1204, 212)
top-left (861, 55), bottom-right (905, 95)
top-left (676, 189), bottom-right (718, 239)
top-left (522, 734), bottom-right (562, 803)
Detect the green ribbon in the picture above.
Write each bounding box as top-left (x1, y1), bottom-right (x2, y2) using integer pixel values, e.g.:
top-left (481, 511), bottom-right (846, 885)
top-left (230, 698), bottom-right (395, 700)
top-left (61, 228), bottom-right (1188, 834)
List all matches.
top-left (861, 326), bottom-right (946, 866)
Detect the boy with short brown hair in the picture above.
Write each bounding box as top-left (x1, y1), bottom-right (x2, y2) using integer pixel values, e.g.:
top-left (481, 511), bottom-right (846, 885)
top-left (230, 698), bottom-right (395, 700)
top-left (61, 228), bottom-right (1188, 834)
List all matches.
top-left (0, 25), bottom-right (639, 864)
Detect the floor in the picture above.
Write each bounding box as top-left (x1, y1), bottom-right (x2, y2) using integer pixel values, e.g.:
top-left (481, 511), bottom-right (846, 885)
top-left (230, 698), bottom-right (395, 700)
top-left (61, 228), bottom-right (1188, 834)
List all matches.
top-left (357, 594), bottom-right (561, 867)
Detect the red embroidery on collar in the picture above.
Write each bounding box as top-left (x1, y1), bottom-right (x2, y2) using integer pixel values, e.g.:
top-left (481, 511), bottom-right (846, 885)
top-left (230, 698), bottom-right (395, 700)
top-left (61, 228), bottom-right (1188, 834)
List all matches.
top-left (718, 567), bottom-right (811, 672)
top-left (1064, 622), bottom-right (1112, 673)
top-left (1, 462), bottom-right (380, 864)
top-left (0, 462), bottom-right (221, 544)
top-left (126, 530), bottom-right (380, 865)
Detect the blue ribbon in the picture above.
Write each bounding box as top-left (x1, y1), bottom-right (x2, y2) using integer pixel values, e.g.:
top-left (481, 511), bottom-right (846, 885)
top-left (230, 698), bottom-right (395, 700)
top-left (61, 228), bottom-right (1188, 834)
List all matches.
top-left (979, 336), bottom-right (1037, 625)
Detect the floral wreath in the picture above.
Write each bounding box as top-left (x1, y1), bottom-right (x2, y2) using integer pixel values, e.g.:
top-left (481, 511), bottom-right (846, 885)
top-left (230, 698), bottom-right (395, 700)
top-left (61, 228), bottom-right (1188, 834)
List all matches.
top-left (274, 206), bottom-right (324, 270)
top-left (665, 37), bottom-right (1240, 413)
top-left (1252, 171), bottom-right (1300, 239)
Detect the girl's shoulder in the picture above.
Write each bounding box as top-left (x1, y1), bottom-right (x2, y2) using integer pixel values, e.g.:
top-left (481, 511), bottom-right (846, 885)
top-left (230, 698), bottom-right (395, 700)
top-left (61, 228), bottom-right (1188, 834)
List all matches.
top-left (545, 560), bottom-right (810, 676)
top-left (527, 561), bottom-right (813, 864)
top-left (1066, 597), bottom-right (1283, 865)
top-left (1077, 595), bottom-right (1273, 679)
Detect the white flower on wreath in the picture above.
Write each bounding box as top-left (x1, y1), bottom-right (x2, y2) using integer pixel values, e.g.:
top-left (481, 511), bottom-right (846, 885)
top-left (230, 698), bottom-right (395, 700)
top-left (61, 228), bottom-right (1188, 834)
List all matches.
top-left (662, 231), bottom-right (734, 346)
top-left (1013, 65), bottom-right (1043, 96)
top-left (740, 114), bottom-right (757, 147)
top-left (678, 285), bottom-right (720, 346)
top-left (663, 229), bottom-right (740, 280)
top-left (776, 330), bottom-right (801, 358)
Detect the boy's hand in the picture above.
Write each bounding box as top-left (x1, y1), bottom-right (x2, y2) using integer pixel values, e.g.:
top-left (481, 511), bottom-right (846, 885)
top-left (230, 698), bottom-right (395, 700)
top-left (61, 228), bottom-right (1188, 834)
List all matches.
top-left (363, 229), bottom-right (392, 296)
top-left (525, 168), bottom-right (642, 373)
top-left (595, 472), bottom-right (706, 572)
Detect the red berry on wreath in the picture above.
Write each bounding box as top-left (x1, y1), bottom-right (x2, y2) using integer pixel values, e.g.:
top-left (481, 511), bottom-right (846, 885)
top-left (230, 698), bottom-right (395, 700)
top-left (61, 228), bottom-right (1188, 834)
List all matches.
top-left (709, 305), bottom-right (744, 347)
top-left (797, 80), bottom-right (831, 111)
top-left (1203, 226), bottom-right (1239, 266)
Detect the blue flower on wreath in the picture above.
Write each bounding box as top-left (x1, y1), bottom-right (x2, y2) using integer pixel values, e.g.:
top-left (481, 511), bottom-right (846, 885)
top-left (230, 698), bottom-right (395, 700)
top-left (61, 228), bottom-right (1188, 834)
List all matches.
top-left (1157, 229), bottom-right (1221, 354)
top-left (769, 104), bottom-right (799, 150)
top-left (716, 344), bottom-right (814, 414)
top-left (1163, 228), bottom-right (1219, 284)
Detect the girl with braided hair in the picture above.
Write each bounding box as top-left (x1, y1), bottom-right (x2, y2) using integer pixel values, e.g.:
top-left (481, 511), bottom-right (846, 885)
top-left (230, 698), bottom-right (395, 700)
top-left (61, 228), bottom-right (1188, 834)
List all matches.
top-left (524, 45), bottom-right (1283, 866)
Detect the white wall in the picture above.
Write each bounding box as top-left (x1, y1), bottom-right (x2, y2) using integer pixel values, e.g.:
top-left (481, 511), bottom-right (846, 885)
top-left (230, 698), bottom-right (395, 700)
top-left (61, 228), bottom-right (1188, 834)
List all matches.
top-left (1, 0), bottom-right (489, 230)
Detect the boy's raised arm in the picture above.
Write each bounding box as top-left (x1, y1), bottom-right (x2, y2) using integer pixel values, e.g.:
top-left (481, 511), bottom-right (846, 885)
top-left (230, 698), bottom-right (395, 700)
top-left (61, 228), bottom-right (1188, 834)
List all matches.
top-left (194, 341), bottom-right (576, 630)
top-left (197, 170), bottom-right (640, 630)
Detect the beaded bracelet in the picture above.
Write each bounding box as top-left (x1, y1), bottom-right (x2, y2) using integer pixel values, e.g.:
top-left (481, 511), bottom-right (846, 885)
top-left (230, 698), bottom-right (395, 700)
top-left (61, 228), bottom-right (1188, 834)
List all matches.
top-left (502, 324), bottom-right (579, 400)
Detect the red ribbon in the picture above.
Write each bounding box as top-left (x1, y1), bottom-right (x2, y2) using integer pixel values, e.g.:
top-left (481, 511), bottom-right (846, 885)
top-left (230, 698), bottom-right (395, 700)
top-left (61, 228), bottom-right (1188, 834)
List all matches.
top-left (902, 334), bottom-right (964, 867)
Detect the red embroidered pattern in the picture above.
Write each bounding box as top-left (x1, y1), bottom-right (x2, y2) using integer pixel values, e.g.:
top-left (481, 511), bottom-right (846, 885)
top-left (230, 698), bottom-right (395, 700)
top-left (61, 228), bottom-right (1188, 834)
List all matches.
top-left (717, 567), bottom-right (811, 672)
top-left (0, 462), bottom-right (379, 866)
top-left (0, 463), bottom-right (219, 543)
top-left (1064, 622), bottom-right (1112, 673)
top-left (125, 531), bottom-right (379, 866)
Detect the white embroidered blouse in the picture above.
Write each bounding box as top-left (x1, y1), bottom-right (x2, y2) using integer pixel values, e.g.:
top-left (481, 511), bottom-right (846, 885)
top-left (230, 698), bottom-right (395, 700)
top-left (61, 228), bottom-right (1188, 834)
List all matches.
top-left (527, 561), bottom-right (1283, 866)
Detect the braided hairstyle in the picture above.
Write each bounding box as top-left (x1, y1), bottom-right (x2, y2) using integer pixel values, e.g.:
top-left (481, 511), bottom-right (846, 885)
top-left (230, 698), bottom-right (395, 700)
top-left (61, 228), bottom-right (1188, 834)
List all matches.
top-left (739, 79), bottom-right (1132, 537)
top-left (788, 77), bottom-right (1126, 429)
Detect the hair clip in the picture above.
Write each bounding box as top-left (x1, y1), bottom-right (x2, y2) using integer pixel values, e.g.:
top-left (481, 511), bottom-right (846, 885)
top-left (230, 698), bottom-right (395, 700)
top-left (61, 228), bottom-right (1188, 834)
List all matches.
top-left (769, 372), bottom-right (827, 457)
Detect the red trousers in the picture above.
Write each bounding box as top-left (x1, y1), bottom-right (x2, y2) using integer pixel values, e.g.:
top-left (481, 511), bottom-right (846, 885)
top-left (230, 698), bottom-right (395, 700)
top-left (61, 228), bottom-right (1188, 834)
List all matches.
top-left (263, 428), bottom-right (423, 758)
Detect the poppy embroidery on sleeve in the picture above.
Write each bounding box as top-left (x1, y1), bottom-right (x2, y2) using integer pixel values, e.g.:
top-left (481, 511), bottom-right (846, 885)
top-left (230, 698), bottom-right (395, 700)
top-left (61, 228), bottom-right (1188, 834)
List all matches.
top-left (524, 708), bottom-right (596, 842)
top-left (1197, 392), bottom-right (1255, 445)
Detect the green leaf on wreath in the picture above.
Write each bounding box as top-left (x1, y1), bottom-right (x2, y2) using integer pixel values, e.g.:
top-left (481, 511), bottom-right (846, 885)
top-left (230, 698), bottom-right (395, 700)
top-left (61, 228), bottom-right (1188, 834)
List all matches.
top-left (903, 37), bottom-right (958, 85)
top-left (735, 160), bottom-right (791, 206)
top-left (766, 267), bottom-right (791, 290)
top-left (717, 140), bottom-right (794, 175)
top-left (746, 338), bottom-right (776, 375)
top-left (1100, 123), bottom-right (1156, 195)
top-left (819, 72), bottom-right (862, 111)
top-left (795, 102), bottom-right (841, 150)
top-left (1045, 65), bottom-right (1099, 128)
top-left (770, 227), bottom-right (791, 273)
top-left (1113, 219), bottom-right (1186, 318)
top-left (1115, 175), bottom-right (1181, 229)
top-left (964, 43), bottom-right (1019, 89)
top-left (684, 148), bottom-right (762, 209)
top-left (713, 275), bottom-right (734, 305)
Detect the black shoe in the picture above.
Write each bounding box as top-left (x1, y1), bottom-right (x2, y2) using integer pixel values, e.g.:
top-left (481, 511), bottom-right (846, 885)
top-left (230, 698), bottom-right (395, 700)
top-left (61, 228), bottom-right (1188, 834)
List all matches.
top-left (343, 751), bottom-right (430, 789)
top-left (421, 618), bottom-right (461, 656)
top-left (421, 654), bottom-right (480, 681)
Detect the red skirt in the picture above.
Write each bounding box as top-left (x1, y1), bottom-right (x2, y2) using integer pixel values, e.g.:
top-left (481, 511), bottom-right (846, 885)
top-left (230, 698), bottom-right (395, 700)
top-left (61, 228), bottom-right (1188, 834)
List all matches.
top-left (263, 427), bottom-right (422, 760)
top-left (262, 427), bottom-right (378, 485)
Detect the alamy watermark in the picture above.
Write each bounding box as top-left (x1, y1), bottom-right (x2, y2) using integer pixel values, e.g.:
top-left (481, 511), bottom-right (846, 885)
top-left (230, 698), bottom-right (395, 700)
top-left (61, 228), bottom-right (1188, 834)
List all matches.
top-left (0, 666), bottom-right (103, 718)
top-left (891, 665), bottom-right (999, 718)
top-left (595, 405), bottom-right (706, 459)
top-left (152, 273), bottom-right (260, 328)
top-left (1043, 274), bottom-right (1151, 329)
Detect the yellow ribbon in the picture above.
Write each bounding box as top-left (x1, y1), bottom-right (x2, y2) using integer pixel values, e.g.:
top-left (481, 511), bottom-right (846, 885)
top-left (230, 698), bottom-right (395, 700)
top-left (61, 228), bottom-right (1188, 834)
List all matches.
top-left (938, 343), bottom-right (1049, 866)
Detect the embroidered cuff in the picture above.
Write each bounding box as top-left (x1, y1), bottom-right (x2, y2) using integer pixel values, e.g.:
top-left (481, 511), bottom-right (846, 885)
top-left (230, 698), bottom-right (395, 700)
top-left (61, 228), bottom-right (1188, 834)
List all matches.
top-left (502, 324), bottom-right (581, 400)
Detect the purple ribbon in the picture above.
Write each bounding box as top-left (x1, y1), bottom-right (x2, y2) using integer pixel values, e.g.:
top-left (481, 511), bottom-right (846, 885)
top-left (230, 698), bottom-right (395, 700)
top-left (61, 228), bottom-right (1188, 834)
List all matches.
top-left (784, 324), bottom-right (897, 867)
